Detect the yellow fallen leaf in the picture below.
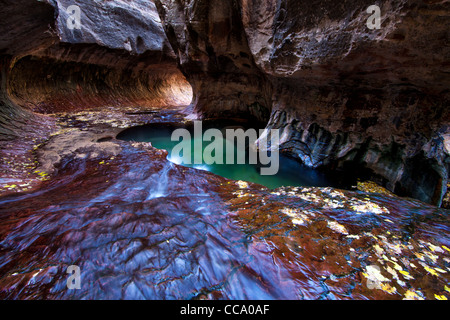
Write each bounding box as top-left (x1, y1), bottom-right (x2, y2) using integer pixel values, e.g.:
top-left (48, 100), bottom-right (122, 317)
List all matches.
top-left (327, 221), bottom-right (349, 235)
top-left (434, 267), bottom-right (446, 274)
top-left (397, 279), bottom-right (406, 287)
top-left (414, 252), bottom-right (425, 261)
top-left (404, 290), bottom-right (424, 300)
top-left (392, 261), bottom-right (403, 271)
top-left (386, 266), bottom-right (399, 280)
top-left (435, 294), bottom-right (447, 300)
top-left (373, 244), bottom-right (384, 256)
top-left (292, 218), bottom-right (306, 226)
top-left (236, 180), bottom-right (248, 189)
top-left (424, 265), bottom-right (439, 277)
top-left (399, 270), bottom-right (414, 280)
top-left (364, 265), bottom-right (390, 283)
top-left (380, 283), bottom-right (397, 294)
top-left (425, 252), bottom-right (439, 263)
top-left (429, 244), bottom-right (444, 253)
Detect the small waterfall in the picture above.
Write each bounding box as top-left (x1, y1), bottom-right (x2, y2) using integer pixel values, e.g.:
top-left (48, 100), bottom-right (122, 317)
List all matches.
top-left (147, 162), bottom-right (172, 200)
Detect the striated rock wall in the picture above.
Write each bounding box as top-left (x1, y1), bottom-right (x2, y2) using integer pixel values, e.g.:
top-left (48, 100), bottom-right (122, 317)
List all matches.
top-left (0, 0), bottom-right (57, 141)
top-left (156, 0), bottom-right (450, 206)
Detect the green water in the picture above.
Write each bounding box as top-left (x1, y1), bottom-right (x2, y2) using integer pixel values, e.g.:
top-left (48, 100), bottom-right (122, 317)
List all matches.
top-left (117, 124), bottom-right (350, 189)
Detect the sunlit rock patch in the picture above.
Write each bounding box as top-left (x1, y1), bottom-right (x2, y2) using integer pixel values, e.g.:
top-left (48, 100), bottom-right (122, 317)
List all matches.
top-left (356, 181), bottom-right (396, 197)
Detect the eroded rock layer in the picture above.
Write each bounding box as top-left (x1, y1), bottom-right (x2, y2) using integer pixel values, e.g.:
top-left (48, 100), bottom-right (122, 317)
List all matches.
top-left (155, 0), bottom-right (272, 122)
top-left (8, 45), bottom-right (192, 113)
top-left (0, 0), bottom-right (193, 193)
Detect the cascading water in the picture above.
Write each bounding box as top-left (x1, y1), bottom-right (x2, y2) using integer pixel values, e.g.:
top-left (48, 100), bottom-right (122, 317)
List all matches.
top-left (146, 162), bottom-right (173, 200)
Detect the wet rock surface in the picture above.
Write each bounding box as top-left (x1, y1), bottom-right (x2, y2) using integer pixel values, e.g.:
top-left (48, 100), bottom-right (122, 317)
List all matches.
top-left (0, 110), bottom-right (448, 300)
top-left (1, 0), bottom-right (448, 207)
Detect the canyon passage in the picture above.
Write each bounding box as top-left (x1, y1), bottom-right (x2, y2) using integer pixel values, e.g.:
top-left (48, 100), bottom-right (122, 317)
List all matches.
top-left (0, 0), bottom-right (449, 300)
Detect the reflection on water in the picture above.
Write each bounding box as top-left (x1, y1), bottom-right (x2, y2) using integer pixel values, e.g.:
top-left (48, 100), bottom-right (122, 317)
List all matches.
top-left (117, 123), bottom-right (353, 189)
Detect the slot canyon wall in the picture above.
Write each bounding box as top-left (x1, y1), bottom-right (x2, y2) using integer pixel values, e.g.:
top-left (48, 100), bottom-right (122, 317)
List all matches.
top-left (0, 0), bottom-right (449, 207)
top-left (155, 0), bottom-right (450, 206)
